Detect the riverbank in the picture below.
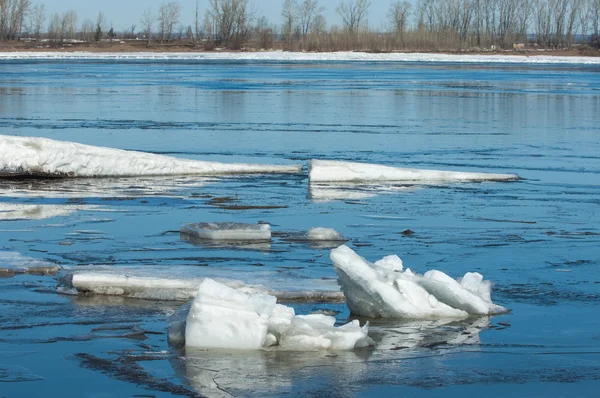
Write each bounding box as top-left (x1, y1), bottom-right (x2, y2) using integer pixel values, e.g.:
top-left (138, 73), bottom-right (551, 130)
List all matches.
top-left (1, 39), bottom-right (598, 58)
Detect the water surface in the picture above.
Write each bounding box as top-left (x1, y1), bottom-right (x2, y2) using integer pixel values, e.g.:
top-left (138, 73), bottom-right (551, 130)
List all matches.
top-left (0, 58), bottom-right (599, 397)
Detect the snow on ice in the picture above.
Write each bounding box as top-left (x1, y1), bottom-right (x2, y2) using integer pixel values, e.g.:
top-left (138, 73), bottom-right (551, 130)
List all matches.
top-left (310, 159), bottom-right (519, 183)
top-left (330, 245), bottom-right (507, 319)
top-left (0, 135), bottom-right (301, 178)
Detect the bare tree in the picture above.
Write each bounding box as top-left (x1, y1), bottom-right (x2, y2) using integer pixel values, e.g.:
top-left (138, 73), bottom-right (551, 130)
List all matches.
top-left (47, 12), bottom-right (61, 42)
top-left (158, 1), bottom-right (181, 42)
top-left (194, 0), bottom-right (201, 46)
top-left (61, 10), bottom-right (77, 41)
top-left (209, 0), bottom-right (254, 48)
top-left (388, 1), bottom-right (411, 45)
top-left (0, 0), bottom-right (31, 40)
top-left (296, 0), bottom-right (323, 39)
top-left (336, 0), bottom-right (371, 34)
top-left (29, 3), bottom-right (45, 38)
top-left (592, 0), bottom-right (600, 45)
top-left (566, 0), bottom-right (582, 45)
top-left (140, 8), bottom-right (155, 45)
top-left (578, 0), bottom-right (591, 43)
top-left (281, 0), bottom-right (297, 45)
top-left (81, 18), bottom-right (94, 42)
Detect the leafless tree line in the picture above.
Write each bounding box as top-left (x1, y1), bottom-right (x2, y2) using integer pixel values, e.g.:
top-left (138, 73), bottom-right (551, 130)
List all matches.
top-left (4, 0), bottom-right (600, 51)
top-left (0, 0), bottom-right (31, 40)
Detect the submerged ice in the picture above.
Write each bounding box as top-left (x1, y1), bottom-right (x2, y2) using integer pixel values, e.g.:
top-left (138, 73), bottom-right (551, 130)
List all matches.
top-left (330, 245), bottom-right (506, 319)
top-left (0, 135), bottom-right (302, 178)
top-left (309, 159), bottom-right (519, 183)
top-left (184, 279), bottom-right (371, 351)
top-left (180, 222), bottom-right (271, 241)
top-left (0, 252), bottom-right (61, 276)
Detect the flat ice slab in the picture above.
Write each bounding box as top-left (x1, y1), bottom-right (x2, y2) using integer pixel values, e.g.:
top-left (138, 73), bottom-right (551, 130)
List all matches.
top-left (184, 278), bottom-right (371, 351)
top-left (330, 245), bottom-right (507, 319)
top-left (309, 159), bottom-right (519, 183)
top-left (0, 135), bottom-right (301, 178)
top-left (64, 268), bottom-right (344, 303)
top-left (180, 222), bottom-right (271, 241)
top-left (0, 252), bottom-right (61, 276)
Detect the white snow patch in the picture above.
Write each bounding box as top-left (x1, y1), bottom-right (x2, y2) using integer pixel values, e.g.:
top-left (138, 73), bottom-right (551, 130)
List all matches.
top-left (0, 135), bottom-right (301, 178)
top-left (181, 222), bottom-right (271, 241)
top-left (306, 227), bottom-right (345, 241)
top-left (184, 278), bottom-right (371, 351)
top-left (310, 159), bottom-right (519, 183)
top-left (0, 252), bottom-right (61, 275)
top-left (330, 245), bottom-right (506, 319)
top-left (1, 51), bottom-right (599, 65)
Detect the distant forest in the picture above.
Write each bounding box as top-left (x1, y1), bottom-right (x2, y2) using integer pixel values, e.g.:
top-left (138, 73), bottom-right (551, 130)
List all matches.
top-left (1, 0), bottom-right (600, 51)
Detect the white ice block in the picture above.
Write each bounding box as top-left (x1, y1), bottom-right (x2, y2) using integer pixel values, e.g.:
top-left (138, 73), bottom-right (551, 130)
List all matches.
top-left (0, 135), bottom-right (302, 178)
top-left (330, 245), bottom-right (506, 319)
top-left (309, 159), bottom-right (519, 183)
top-left (185, 279), bottom-right (276, 350)
top-left (180, 222), bottom-right (271, 241)
top-left (183, 279), bottom-right (371, 351)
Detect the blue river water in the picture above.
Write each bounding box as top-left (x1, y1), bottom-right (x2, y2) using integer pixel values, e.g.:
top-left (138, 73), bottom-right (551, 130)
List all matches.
top-left (0, 58), bottom-right (599, 397)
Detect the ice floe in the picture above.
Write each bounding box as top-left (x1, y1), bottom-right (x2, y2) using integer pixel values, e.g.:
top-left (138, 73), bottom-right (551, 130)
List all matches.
top-left (306, 227), bottom-right (345, 242)
top-left (0, 135), bottom-right (301, 178)
top-left (310, 159), bottom-right (519, 183)
top-left (183, 278), bottom-right (371, 351)
top-left (0, 252), bottom-right (61, 276)
top-left (330, 245), bottom-right (507, 319)
top-left (0, 203), bottom-right (93, 220)
top-left (62, 266), bottom-right (344, 303)
top-left (2, 51), bottom-right (600, 65)
top-left (180, 222), bottom-right (271, 241)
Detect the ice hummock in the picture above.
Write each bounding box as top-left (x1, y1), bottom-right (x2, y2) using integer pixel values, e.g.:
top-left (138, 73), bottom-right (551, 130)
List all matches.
top-left (330, 245), bottom-right (507, 318)
top-left (183, 278), bottom-right (371, 351)
top-left (0, 252), bottom-right (61, 276)
top-left (309, 159), bottom-right (519, 183)
top-left (0, 135), bottom-right (302, 178)
top-left (180, 222), bottom-right (271, 241)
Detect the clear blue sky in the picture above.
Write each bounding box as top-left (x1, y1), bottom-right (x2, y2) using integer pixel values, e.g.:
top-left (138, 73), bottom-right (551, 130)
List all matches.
top-left (41, 0), bottom-right (399, 32)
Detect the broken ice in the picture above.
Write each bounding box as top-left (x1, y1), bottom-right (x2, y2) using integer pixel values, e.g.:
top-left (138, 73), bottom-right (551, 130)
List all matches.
top-left (330, 245), bottom-right (507, 319)
top-left (183, 279), bottom-right (371, 351)
top-left (309, 159), bottom-right (519, 183)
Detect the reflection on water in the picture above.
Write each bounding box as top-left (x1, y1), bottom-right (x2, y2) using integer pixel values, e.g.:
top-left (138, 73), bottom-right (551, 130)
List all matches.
top-left (171, 316), bottom-right (488, 397)
top-left (0, 176), bottom-right (212, 199)
top-left (1, 59), bottom-right (599, 396)
top-left (181, 233), bottom-right (272, 251)
top-left (309, 183), bottom-right (417, 202)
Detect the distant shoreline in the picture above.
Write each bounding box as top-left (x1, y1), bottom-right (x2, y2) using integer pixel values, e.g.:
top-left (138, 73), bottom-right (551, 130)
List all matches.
top-left (1, 40), bottom-right (599, 58)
